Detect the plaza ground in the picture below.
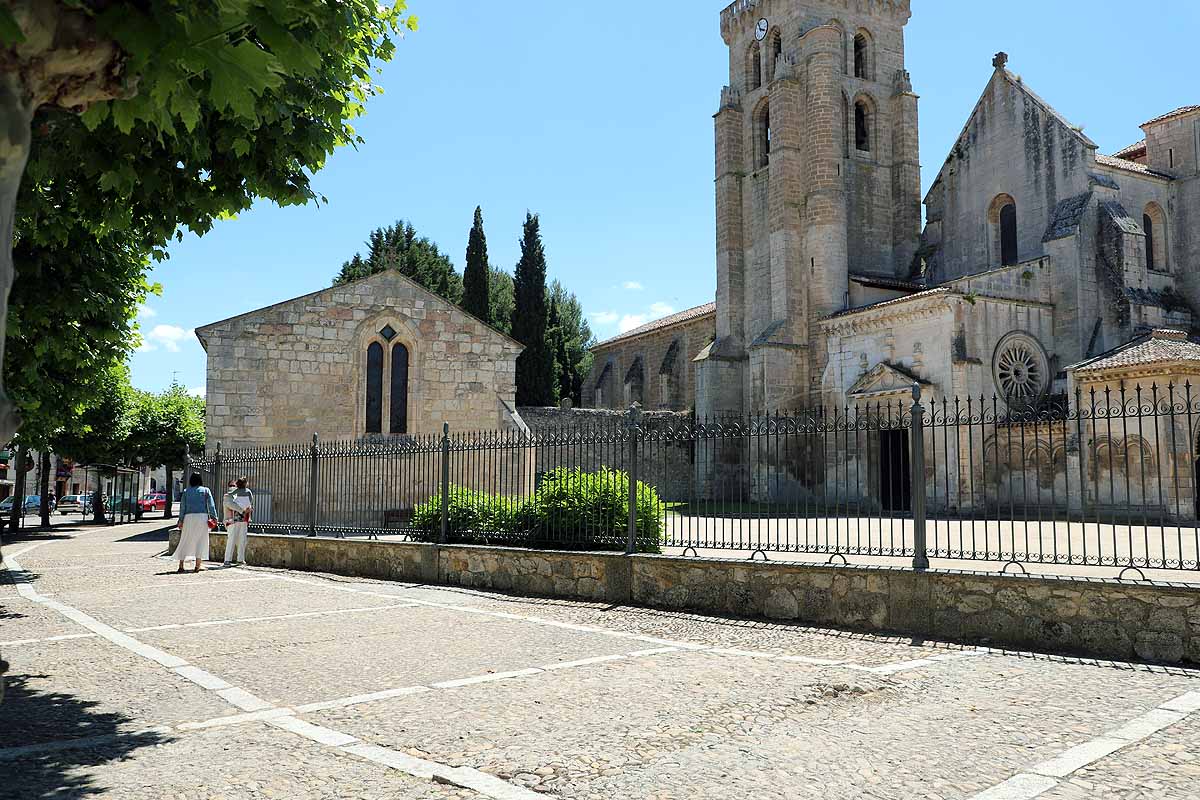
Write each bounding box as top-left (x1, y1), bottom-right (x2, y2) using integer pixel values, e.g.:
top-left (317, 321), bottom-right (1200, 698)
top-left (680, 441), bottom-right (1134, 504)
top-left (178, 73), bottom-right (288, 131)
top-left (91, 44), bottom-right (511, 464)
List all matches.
top-left (2, 521), bottom-right (1199, 799)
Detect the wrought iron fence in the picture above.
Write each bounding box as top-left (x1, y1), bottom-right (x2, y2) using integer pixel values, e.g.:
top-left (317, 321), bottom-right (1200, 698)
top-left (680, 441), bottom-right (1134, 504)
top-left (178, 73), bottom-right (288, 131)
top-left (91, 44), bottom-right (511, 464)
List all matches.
top-left (187, 383), bottom-right (1200, 574)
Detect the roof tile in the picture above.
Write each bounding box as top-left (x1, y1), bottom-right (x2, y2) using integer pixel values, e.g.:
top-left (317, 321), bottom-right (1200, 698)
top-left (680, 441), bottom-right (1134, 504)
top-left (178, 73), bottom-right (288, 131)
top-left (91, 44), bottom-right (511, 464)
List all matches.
top-left (1073, 330), bottom-right (1200, 373)
top-left (593, 302), bottom-right (715, 348)
top-left (1143, 105), bottom-right (1200, 127)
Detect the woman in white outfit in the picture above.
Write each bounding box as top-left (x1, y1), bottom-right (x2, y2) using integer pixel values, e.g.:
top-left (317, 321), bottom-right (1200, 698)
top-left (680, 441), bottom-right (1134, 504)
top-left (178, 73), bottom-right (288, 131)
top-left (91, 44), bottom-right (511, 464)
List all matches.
top-left (223, 477), bottom-right (253, 565)
top-left (175, 473), bottom-right (218, 573)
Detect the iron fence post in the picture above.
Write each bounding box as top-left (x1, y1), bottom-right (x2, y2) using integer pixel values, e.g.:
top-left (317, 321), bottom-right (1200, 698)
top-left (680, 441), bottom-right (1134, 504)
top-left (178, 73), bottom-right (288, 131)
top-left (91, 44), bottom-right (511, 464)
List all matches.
top-left (213, 443), bottom-right (222, 525)
top-left (910, 384), bottom-right (930, 570)
top-left (308, 434), bottom-right (318, 537)
top-left (626, 403), bottom-right (643, 555)
top-left (440, 422), bottom-right (451, 544)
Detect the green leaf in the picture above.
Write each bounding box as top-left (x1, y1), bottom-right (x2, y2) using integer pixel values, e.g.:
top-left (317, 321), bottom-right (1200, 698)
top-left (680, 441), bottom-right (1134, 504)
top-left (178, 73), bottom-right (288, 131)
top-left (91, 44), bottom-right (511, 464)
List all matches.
top-left (0, 6), bottom-right (24, 45)
top-left (232, 138), bottom-right (250, 157)
top-left (80, 103), bottom-right (110, 131)
top-left (194, 40), bottom-right (284, 119)
top-left (253, 13), bottom-right (322, 75)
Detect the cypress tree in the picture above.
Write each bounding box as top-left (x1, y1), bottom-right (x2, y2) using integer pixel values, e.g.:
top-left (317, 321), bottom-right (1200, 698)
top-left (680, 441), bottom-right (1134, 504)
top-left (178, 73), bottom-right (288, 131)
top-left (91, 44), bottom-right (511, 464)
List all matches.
top-left (462, 206), bottom-right (491, 323)
top-left (511, 213), bottom-right (556, 406)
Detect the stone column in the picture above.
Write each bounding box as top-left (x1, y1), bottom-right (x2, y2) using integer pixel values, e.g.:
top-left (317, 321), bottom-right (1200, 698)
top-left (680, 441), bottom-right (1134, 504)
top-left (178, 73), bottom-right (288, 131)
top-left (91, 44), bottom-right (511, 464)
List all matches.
top-left (890, 71), bottom-right (922, 277)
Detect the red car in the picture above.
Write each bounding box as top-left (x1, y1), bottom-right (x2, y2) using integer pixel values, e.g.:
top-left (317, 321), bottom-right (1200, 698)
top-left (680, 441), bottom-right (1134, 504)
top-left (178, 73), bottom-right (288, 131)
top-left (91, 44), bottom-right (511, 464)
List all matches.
top-left (138, 493), bottom-right (167, 512)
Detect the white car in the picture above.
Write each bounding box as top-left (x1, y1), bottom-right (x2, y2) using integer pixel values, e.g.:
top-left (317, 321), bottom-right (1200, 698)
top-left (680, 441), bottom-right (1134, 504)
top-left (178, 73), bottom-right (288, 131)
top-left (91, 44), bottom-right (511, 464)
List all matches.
top-left (57, 495), bottom-right (85, 514)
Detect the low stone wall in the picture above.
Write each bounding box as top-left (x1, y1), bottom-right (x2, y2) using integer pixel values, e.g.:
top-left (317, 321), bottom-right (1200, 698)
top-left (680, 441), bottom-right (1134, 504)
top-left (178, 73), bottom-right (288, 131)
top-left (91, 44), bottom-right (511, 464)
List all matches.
top-left (170, 531), bottom-right (1200, 665)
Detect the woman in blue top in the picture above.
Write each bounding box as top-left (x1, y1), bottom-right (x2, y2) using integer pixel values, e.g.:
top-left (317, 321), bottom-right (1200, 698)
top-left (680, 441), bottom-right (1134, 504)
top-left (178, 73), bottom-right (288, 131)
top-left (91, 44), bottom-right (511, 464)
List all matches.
top-left (174, 473), bottom-right (218, 573)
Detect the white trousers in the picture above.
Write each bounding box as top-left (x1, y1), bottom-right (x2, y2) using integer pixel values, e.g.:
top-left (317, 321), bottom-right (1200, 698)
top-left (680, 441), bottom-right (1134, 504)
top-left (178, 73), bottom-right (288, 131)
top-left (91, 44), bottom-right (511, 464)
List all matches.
top-left (224, 521), bottom-right (249, 563)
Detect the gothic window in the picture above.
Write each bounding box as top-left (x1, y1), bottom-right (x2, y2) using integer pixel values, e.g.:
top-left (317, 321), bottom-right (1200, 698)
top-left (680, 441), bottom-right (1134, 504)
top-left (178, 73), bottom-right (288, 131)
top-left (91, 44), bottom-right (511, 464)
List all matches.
top-left (1144, 202), bottom-right (1167, 272)
top-left (854, 101), bottom-right (870, 152)
top-left (854, 30), bottom-right (873, 80)
top-left (992, 333), bottom-right (1048, 407)
top-left (365, 341), bottom-right (384, 434)
top-left (389, 342), bottom-right (409, 434)
top-left (747, 42), bottom-right (762, 91)
top-left (754, 99), bottom-right (771, 169)
top-left (766, 29), bottom-right (783, 82)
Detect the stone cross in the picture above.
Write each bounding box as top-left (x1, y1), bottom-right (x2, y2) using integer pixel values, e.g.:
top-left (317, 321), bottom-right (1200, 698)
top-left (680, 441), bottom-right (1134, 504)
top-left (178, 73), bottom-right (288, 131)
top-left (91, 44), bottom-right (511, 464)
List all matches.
top-left (992, 52), bottom-right (1008, 70)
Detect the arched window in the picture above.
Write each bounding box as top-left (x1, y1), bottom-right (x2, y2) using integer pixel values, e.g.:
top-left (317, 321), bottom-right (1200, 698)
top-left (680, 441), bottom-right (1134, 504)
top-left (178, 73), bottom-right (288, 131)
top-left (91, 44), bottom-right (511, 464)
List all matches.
top-left (753, 99), bottom-right (771, 169)
top-left (389, 342), bottom-right (409, 434)
top-left (365, 341), bottom-right (384, 434)
top-left (854, 31), bottom-right (872, 80)
top-left (766, 29), bottom-right (783, 82)
top-left (1144, 202), bottom-right (1167, 272)
top-left (989, 194), bottom-right (1018, 266)
top-left (747, 42), bottom-right (762, 91)
top-left (854, 100), bottom-right (870, 152)
top-left (624, 357), bottom-right (645, 407)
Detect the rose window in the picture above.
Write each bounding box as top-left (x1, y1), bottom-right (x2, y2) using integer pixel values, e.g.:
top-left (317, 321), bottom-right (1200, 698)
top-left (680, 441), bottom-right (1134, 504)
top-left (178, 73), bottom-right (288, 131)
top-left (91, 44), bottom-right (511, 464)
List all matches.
top-left (993, 335), bottom-right (1047, 403)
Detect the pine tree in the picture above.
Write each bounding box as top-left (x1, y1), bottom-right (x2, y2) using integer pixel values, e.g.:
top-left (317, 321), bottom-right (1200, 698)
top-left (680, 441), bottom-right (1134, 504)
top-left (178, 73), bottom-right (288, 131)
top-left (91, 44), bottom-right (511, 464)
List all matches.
top-left (511, 213), bottom-right (557, 406)
top-left (333, 219), bottom-right (463, 304)
top-left (549, 280), bottom-right (595, 406)
top-left (488, 267), bottom-right (515, 335)
top-left (548, 296), bottom-right (573, 404)
top-left (462, 207), bottom-right (491, 323)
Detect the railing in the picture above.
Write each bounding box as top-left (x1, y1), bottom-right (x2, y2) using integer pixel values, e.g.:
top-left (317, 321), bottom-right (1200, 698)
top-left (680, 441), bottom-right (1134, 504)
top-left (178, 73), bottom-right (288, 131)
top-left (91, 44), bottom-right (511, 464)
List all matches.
top-left (188, 383), bottom-right (1200, 576)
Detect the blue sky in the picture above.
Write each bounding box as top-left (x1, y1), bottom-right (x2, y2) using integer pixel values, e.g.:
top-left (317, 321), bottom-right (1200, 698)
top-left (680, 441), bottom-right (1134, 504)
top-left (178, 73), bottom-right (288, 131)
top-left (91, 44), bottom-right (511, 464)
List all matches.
top-left (132, 0), bottom-right (1198, 395)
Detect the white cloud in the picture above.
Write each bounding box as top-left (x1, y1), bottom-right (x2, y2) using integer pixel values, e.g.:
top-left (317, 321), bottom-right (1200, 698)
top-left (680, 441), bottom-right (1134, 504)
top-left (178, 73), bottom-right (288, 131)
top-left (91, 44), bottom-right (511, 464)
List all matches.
top-left (590, 311), bottom-right (619, 326)
top-left (137, 304), bottom-right (157, 319)
top-left (619, 314), bottom-right (649, 333)
top-left (188, 386), bottom-right (205, 398)
top-left (622, 281), bottom-right (644, 291)
top-left (145, 324), bottom-right (191, 353)
top-left (649, 302), bottom-right (675, 317)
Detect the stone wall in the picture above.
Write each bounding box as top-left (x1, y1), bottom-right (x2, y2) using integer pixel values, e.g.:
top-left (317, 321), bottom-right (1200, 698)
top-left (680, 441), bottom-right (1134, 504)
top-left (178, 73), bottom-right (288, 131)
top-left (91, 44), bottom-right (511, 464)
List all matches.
top-left (584, 310), bottom-right (714, 413)
top-left (196, 269), bottom-right (524, 448)
top-left (173, 530), bottom-right (1200, 665)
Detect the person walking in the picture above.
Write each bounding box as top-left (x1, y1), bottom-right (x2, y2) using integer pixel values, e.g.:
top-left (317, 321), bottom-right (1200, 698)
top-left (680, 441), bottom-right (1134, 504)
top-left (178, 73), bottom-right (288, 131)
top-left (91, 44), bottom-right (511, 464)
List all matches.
top-left (175, 473), bottom-right (217, 573)
top-left (222, 477), bottom-right (253, 565)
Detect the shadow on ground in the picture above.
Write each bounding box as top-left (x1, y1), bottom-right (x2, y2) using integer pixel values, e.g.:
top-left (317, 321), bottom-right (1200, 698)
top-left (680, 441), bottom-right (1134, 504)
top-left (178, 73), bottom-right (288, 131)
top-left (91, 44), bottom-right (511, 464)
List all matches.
top-left (0, 674), bottom-right (172, 797)
top-left (117, 526), bottom-right (172, 543)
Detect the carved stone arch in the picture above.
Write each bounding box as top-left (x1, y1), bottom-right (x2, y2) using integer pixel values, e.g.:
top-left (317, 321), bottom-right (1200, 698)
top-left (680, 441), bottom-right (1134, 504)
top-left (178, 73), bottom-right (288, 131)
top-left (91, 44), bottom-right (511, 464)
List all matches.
top-left (852, 92), bottom-right (877, 154)
top-left (355, 314), bottom-right (420, 436)
top-left (853, 28), bottom-right (875, 80)
top-left (746, 40), bottom-right (762, 92)
top-left (1143, 201), bottom-right (1168, 272)
top-left (752, 94), bottom-right (772, 169)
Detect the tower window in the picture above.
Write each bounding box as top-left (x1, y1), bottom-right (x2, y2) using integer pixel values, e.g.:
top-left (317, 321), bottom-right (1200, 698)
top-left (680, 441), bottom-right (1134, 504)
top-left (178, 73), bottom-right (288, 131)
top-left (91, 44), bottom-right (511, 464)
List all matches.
top-left (747, 42), bottom-right (762, 91)
top-left (754, 100), bottom-right (771, 168)
top-left (854, 31), bottom-right (872, 80)
top-left (389, 342), bottom-right (409, 434)
top-left (766, 29), bottom-right (783, 82)
top-left (1000, 204), bottom-right (1018, 265)
top-left (854, 101), bottom-right (870, 152)
top-left (365, 341), bottom-right (384, 434)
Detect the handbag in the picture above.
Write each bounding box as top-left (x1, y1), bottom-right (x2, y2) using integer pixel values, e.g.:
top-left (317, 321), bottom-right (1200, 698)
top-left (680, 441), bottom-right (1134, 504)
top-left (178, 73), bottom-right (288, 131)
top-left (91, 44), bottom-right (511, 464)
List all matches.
top-left (208, 518), bottom-right (218, 531)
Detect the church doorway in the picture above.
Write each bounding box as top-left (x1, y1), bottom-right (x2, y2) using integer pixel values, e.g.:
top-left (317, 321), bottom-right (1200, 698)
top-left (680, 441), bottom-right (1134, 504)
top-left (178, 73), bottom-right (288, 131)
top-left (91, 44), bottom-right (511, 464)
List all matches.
top-left (879, 429), bottom-right (912, 514)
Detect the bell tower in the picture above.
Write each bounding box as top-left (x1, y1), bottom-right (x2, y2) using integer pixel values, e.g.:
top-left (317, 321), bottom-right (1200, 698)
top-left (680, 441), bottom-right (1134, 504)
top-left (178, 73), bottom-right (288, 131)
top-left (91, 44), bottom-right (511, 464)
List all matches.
top-left (696, 0), bottom-right (920, 417)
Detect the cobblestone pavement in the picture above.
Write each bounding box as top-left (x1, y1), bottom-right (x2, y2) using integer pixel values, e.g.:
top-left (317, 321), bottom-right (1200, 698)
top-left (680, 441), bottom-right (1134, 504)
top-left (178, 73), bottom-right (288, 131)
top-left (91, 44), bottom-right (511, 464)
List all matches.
top-left (3, 523), bottom-right (1200, 799)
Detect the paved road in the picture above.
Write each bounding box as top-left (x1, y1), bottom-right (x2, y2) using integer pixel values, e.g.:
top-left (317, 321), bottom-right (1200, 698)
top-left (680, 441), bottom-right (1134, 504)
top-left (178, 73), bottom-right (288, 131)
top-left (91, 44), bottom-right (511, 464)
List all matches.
top-left (2, 522), bottom-right (1200, 799)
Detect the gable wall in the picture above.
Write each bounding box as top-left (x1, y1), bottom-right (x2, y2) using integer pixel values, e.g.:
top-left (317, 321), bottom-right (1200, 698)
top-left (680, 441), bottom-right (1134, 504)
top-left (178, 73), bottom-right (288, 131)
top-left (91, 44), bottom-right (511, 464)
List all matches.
top-left (200, 273), bottom-right (521, 450)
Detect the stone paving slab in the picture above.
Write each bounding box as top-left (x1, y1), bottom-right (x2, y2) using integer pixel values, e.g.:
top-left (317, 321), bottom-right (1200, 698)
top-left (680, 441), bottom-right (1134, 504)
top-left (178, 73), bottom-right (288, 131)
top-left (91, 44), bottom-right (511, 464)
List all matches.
top-left (163, 608), bottom-right (645, 708)
top-left (0, 637), bottom-right (229, 749)
top-left (1, 591), bottom-right (91, 643)
top-left (3, 722), bottom-right (479, 800)
top-left (1037, 712), bottom-right (1200, 799)
top-left (311, 648), bottom-right (1197, 800)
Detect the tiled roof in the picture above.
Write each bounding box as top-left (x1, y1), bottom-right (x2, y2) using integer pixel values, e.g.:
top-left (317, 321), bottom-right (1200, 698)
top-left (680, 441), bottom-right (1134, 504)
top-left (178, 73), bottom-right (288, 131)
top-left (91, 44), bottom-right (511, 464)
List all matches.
top-left (593, 302), bottom-right (715, 348)
top-left (1072, 330), bottom-right (1200, 373)
top-left (1143, 105), bottom-right (1200, 127)
top-left (1044, 192), bottom-right (1091, 242)
top-left (1112, 139), bottom-right (1146, 159)
top-left (824, 287), bottom-right (953, 320)
top-left (1094, 153), bottom-right (1173, 179)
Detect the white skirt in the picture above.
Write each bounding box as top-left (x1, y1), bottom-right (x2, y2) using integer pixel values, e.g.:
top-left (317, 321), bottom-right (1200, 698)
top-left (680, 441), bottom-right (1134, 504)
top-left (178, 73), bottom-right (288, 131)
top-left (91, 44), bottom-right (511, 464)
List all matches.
top-left (175, 514), bottom-right (211, 563)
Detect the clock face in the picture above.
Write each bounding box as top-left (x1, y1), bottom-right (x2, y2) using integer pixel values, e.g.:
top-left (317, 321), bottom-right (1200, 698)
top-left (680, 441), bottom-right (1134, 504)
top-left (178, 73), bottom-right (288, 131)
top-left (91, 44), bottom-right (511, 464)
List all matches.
top-left (755, 18), bottom-right (769, 41)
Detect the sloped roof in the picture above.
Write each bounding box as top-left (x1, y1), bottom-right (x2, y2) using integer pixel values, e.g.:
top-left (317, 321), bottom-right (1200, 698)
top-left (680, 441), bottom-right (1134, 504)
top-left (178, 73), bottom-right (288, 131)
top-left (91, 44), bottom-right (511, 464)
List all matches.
top-left (1071, 330), bottom-right (1200, 374)
top-left (849, 272), bottom-right (925, 292)
top-left (1112, 139), bottom-right (1146, 160)
top-left (824, 287), bottom-right (953, 320)
top-left (1095, 153), bottom-right (1173, 179)
top-left (593, 302), bottom-right (715, 349)
top-left (1044, 192), bottom-right (1092, 242)
top-left (848, 362), bottom-right (931, 398)
top-left (1143, 105), bottom-right (1200, 127)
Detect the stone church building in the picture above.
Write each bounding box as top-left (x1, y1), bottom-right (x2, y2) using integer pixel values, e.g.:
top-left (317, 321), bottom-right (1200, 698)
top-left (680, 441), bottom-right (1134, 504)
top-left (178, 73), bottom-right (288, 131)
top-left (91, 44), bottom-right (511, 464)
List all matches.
top-left (583, 0), bottom-right (1199, 513)
top-left (589, 0), bottom-right (1198, 419)
top-left (196, 269), bottom-right (526, 449)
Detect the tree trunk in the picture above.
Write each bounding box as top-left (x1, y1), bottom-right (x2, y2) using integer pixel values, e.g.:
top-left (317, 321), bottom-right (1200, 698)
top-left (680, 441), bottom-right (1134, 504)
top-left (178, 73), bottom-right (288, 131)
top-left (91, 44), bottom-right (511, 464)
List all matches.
top-left (164, 465), bottom-right (174, 519)
top-left (0, 75), bottom-right (32, 448)
top-left (8, 445), bottom-right (26, 532)
top-left (38, 449), bottom-right (50, 528)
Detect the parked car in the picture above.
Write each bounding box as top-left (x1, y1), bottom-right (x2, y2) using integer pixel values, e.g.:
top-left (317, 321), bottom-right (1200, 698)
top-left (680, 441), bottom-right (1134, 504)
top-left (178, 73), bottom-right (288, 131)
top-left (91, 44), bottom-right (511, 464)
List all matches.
top-left (138, 493), bottom-right (167, 512)
top-left (0, 495), bottom-right (55, 515)
top-left (57, 494), bottom-right (85, 514)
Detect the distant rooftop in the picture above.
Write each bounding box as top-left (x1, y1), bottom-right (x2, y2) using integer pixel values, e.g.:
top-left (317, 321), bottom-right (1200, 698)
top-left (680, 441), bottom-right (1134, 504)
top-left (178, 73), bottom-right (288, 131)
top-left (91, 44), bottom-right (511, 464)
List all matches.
top-left (1112, 139), bottom-right (1146, 160)
top-left (1094, 153), bottom-right (1172, 179)
top-left (593, 303), bottom-right (715, 349)
top-left (1143, 105), bottom-right (1200, 127)
top-left (1072, 330), bottom-right (1200, 374)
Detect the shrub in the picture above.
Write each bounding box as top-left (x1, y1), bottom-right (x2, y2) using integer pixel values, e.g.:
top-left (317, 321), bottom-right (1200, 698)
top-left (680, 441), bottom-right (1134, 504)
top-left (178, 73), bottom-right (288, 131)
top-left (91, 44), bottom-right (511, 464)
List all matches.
top-left (410, 467), bottom-right (663, 553)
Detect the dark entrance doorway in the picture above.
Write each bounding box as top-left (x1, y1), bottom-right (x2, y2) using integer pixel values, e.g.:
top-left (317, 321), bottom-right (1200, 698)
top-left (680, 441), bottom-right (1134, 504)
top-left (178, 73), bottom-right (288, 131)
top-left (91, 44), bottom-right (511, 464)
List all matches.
top-left (880, 429), bottom-right (912, 514)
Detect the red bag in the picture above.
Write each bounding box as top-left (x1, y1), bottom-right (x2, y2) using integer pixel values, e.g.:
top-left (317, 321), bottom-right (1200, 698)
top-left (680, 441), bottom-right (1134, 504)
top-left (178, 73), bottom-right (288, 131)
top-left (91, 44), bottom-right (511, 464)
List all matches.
top-left (207, 518), bottom-right (218, 531)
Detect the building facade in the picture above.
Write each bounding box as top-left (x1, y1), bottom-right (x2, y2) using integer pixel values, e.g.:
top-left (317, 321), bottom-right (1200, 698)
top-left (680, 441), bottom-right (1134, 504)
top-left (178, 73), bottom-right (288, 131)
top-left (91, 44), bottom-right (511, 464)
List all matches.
top-left (196, 269), bottom-right (526, 450)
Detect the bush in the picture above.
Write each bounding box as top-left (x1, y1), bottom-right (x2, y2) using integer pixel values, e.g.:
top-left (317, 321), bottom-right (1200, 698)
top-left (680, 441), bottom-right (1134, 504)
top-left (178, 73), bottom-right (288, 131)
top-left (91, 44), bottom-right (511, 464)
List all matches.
top-left (411, 467), bottom-right (663, 553)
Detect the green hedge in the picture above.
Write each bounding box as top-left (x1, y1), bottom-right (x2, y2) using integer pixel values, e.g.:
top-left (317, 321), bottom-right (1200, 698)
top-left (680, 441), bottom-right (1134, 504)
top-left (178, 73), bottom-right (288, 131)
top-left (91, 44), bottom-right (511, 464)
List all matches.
top-left (411, 467), bottom-right (662, 553)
